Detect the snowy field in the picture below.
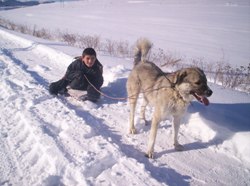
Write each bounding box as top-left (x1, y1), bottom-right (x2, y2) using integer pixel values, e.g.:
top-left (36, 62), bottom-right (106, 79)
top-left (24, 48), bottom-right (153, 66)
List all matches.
top-left (0, 0), bottom-right (250, 66)
top-left (1, 0), bottom-right (250, 185)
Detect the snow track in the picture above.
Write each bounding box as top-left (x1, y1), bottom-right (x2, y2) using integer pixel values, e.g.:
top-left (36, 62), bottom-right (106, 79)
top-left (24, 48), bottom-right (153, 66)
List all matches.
top-left (0, 47), bottom-right (88, 185)
top-left (0, 29), bottom-right (161, 185)
top-left (1, 29), bottom-right (250, 185)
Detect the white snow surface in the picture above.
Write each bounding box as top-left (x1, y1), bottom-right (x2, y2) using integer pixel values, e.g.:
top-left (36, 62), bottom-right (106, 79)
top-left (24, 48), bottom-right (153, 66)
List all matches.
top-left (0, 1), bottom-right (250, 185)
top-left (1, 24), bottom-right (250, 185)
top-left (0, 0), bottom-right (250, 66)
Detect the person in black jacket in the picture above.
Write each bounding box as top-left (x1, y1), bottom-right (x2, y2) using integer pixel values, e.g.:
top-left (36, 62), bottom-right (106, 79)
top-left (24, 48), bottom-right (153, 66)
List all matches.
top-left (49, 48), bottom-right (103, 102)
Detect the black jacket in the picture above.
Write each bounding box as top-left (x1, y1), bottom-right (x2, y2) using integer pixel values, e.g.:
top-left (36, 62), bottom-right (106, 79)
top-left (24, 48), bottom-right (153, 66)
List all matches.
top-left (64, 57), bottom-right (103, 89)
top-left (49, 57), bottom-right (103, 100)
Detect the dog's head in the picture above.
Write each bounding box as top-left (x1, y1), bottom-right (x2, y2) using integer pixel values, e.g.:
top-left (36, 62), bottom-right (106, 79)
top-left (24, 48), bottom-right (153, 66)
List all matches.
top-left (174, 68), bottom-right (213, 105)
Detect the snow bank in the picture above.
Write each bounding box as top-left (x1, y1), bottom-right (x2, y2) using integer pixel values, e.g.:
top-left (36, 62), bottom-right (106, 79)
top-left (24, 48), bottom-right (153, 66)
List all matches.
top-left (0, 29), bottom-right (72, 70)
top-left (0, 0), bottom-right (249, 66)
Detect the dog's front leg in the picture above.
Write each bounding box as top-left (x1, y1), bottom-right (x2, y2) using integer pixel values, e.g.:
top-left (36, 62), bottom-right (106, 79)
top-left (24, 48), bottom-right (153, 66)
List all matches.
top-left (173, 116), bottom-right (184, 151)
top-left (146, 113), bottom-right (161, 158)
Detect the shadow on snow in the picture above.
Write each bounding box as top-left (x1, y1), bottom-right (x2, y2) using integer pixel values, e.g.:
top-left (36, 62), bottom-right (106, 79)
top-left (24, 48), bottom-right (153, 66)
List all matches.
top-left (65, 100), bottom-right (191, 186)
top-left (101, 78), bottom-right (128, 104)
top-left (163, 101), bottom-right (250, 155)
top-left (64, 77), bottom-right (191, 186)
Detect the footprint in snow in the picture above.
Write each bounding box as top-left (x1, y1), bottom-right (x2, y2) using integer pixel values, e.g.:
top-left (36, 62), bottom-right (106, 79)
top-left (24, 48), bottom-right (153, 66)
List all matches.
top-left (33, 65), bottom-right (51, 73)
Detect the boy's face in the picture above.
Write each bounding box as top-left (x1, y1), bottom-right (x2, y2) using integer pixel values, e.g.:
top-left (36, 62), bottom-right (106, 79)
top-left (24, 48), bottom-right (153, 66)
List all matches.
top-left (82, 55), bottom-right (96, 67)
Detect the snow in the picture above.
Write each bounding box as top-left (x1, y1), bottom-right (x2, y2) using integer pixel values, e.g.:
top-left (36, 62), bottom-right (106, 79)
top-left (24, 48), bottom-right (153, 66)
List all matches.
top-left (0, 0), bottom-right (250, 185)
top-left (0, 0), bottom-right (250, 66)
top-left (1, 25), bottom-right (250, 186)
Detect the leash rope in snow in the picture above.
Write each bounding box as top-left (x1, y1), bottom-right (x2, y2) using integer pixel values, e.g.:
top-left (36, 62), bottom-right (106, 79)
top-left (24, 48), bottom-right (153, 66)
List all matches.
top-left (84, 75), bottom-right (128, 100)
top-left (84, 75), bottom-right (176, 101)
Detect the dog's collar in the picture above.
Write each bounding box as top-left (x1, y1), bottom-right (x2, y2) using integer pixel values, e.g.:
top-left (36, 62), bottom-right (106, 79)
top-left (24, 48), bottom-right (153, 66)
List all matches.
top-left (162, 73), bottom-right (176, 89)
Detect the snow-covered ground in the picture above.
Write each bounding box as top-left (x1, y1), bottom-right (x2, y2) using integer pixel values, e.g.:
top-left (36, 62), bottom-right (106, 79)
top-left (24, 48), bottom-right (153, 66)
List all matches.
top-left (1, 26), bottom-right (250, 185)
top-left (1, 0), bottom-right (250, 185)
top-left (0, 0), bottom-right (250, 66)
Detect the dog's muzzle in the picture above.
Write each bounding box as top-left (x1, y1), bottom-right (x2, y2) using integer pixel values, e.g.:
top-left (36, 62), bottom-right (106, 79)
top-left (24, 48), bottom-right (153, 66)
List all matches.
top-left (205, 89), bottom-right (213, 97)
top-left (191, 87), bottom-right (212, 106)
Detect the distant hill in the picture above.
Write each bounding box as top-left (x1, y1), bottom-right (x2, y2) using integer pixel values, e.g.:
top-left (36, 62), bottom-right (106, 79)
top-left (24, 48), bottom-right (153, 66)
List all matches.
top-left (0, 0), bottom-right (39, 6)
top-left (0, 0), bottom-right (56, 8)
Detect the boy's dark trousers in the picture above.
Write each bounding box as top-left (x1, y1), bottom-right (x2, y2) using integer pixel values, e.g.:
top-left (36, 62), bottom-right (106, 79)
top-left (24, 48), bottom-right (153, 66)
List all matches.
top-left (49, 71), bottom-right (102, 101)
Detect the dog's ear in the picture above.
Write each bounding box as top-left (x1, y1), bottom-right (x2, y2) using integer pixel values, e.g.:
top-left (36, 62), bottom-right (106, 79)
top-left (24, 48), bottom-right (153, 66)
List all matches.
top-left (174, 70), bottom-right (187, 85)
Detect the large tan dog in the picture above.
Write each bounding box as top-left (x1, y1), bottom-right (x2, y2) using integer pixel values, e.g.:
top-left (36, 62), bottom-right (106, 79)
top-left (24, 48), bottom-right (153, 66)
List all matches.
top-left (127, 39), bottom-right (213, 158)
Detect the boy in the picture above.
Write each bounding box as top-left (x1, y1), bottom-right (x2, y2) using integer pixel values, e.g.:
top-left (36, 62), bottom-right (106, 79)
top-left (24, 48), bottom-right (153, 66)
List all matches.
top-left (49, 48), bottom-right (103, 102)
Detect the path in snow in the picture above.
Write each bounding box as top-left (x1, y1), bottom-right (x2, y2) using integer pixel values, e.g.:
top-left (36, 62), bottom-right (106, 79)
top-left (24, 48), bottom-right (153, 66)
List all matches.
top-left (0, 29), bottom-right (250, 185)
top-left (0, 29), bottom-right (161, 186)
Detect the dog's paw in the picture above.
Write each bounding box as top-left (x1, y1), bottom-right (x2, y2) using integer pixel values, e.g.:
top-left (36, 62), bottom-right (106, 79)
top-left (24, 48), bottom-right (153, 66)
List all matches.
top-left (129, 128), bottom-right (137, 134)
top-left (174, 144), bottom-right (184, 151)
top-left (145, 152), bottom-right (154, 159)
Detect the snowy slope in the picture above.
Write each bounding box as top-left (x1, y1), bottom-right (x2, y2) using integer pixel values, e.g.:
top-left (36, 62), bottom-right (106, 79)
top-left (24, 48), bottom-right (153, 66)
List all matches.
top-left (0, 0), bottom-right (250, 66)
top-left (1, 27), bottom-right (250, 186)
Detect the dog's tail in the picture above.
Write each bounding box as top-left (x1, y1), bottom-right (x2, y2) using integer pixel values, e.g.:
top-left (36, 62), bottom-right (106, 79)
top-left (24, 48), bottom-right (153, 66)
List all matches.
top-left (134, 38), bottom-right (152, 66)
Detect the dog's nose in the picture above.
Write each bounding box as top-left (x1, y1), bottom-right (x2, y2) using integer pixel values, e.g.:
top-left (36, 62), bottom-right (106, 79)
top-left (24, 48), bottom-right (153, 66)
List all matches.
top-left (206, 89), bottom-right (213, 97)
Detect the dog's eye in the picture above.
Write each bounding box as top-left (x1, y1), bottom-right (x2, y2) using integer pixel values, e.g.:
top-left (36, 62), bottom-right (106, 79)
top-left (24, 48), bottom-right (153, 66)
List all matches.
top-left (195, 81), bottom-right (201, 85)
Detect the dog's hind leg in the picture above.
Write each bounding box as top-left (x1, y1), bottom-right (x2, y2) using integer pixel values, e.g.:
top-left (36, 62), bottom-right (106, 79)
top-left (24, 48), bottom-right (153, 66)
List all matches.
top-left (140, 96), bottom-right (149, 125)
top-left (129, 98), bottom-right (138, 134)
top-left (146, 111), bottom-right (161, 158)
top-left (173, 116), bottom-right (184, 151)
top-left (127, 79), bottom-right (140, 134)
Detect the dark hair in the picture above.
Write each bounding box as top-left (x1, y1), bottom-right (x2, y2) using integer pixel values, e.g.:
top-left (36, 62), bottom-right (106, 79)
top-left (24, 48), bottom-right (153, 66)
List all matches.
top-left (82, 48), bottom-right (96, 57)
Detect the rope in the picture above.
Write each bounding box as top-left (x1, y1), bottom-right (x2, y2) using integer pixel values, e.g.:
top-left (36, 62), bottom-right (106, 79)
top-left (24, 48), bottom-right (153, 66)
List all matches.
top-left (83, 74), bottom-right (176, 101)
top-left (83, 75), bottom-right (128, 100)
